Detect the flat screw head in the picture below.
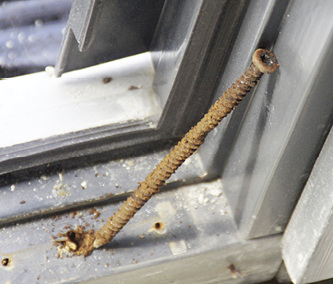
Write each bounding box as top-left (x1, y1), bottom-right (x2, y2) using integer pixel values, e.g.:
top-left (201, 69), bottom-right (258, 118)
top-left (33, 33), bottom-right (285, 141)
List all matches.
top-left (252, 49), bottom-right (279, 74)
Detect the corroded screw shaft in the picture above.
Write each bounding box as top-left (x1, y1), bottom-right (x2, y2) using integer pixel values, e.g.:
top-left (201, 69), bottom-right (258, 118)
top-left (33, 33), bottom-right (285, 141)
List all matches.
top-left (93, 48), bottom-right (278, 248)
top-left (64, 49), bottom-right (278, 256)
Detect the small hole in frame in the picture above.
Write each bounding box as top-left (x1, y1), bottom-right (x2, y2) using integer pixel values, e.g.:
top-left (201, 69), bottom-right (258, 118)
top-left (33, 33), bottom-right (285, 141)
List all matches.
top-left (1, 258), bottom-right (10, 267)
top-left (153, 222), bottom-right (164, 231)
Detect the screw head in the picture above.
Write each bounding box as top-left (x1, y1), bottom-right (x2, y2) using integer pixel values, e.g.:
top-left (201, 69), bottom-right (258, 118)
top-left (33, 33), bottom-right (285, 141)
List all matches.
top-left (252, 49), bottom-right (279, 74)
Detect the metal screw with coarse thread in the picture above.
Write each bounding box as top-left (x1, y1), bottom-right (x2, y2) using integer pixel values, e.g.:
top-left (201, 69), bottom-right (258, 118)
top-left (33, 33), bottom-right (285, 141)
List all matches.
top-left (61, 48), bottom-right (279, 256)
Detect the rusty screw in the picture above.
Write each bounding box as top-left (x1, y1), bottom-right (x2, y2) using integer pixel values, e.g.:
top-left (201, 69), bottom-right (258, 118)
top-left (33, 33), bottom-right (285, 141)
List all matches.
top-left (64, 49), bottom-right (278, 256)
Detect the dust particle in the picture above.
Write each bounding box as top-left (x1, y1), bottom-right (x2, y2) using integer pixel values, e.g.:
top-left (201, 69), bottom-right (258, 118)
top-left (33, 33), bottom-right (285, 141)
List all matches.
top-left (102, 77), bottom-right (112, 84)
top-left (128, 85), bottom-right (139, 90)
top-left (81, 181), bottom-right (88, 190)
top-left (89, 208), bottom-right (101, 219)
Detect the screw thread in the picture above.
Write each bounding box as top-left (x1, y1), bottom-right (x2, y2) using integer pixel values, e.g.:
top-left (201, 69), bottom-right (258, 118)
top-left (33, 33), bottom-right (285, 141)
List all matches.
top-left (63, 49), bottom-right (278, 256)
top-left (93, 59), bottom-right (269, 248)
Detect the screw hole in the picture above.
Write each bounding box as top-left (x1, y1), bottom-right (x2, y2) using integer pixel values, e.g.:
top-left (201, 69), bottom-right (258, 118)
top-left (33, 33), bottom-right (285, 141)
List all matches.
top-left (153, 222), bottom-right (164, 231)
top-left (2, 258), bottom-right (10, 267)
top-left (228, 263), bottom-right (239, 279)
top-left (66, 230), bottom-right (76, 242)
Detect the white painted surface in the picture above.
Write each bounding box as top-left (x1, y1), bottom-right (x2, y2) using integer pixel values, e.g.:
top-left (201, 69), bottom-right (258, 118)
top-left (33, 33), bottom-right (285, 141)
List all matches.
top-left (0, 52), bottom-right (161, 148)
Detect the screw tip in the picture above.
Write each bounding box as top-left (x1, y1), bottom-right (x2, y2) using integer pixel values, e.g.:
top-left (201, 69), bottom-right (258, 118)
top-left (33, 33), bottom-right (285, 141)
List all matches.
top-left (252, 49), bottom-right (279, 74)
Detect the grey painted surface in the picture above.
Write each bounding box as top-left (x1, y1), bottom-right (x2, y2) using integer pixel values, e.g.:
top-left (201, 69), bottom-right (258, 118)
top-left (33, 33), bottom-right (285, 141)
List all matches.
top-left (282, 125), bottom-right (333, 283)
top-left (85, 235), bottom-right (282, 284)
top-left (0, 1), bottom-right (246, 174)
top-left (55, 0), bottom-right (165, 76)
top-left (200, 0), bottom-right (333, 239)
top-left (2, 0), bottom-right (333, 282)
top-left (0, 149), bottom-right (206, 227)
top-left (0, 177), bottom-right (282, 283)
top-left (152, 0), bottom-right (247, 136)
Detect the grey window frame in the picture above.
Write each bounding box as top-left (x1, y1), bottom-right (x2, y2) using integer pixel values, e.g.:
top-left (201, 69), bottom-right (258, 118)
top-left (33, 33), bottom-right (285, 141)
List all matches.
top-left (0, 0), bottom-right (248, 175)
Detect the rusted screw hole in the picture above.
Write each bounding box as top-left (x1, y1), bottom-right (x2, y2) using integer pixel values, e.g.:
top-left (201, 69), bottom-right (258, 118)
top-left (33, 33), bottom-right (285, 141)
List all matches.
top-left (153, 222), bottom-right (164, 231)
top-left (228, 263), bottom-right (239, 279)
top-left (1, 258), bottom-right (10, 267)
top-left (66, 230), bottom-right (76, 242)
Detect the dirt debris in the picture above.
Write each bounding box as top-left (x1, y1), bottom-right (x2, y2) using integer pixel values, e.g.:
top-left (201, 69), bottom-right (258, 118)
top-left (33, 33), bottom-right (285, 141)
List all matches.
top-left (55, 226), bottom-right (95, 257)
top-left (88, 208), bottom-right (101, 219)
